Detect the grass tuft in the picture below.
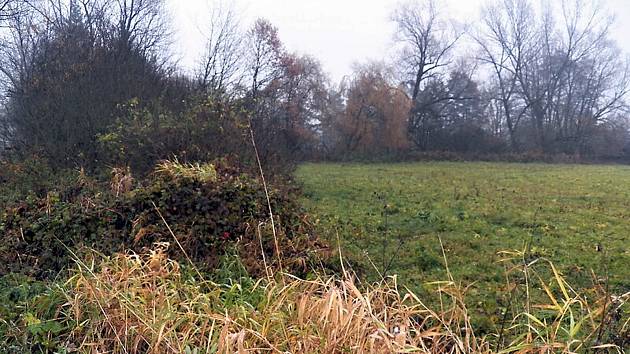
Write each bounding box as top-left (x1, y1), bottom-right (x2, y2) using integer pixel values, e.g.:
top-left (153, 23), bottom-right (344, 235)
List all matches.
top-left (15, 244), bottom-right (623, 353)
top-left (155, 160), bottom-right (218, 183)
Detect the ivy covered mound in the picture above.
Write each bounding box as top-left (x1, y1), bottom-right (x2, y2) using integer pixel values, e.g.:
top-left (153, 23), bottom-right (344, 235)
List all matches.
top-left (0, 159), bottom-right (329, 279)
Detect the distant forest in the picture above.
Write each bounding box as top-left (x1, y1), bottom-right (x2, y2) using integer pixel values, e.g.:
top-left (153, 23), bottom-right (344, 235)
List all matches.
top-left (1, 0), bottom-right (629, 172)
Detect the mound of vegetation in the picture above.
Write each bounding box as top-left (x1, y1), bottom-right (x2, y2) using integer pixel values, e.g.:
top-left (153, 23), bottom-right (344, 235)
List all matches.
top-left (0, 158), bottom-right (328, 279)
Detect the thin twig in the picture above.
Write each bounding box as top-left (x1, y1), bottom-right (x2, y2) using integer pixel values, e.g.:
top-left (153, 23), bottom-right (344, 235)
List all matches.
top-left (594, 248), bottom-right (611, 352)
top-left (247, 117), bottom-right (284, 279)
top-left (257, 221), bottom-right (272, 282)
top-left (152, 201), bottom-right (206, 283)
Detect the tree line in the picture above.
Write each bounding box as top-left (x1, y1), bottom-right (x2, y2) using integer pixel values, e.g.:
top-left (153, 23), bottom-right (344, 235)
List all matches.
top-left (0, 0), bottom-right (628, 173)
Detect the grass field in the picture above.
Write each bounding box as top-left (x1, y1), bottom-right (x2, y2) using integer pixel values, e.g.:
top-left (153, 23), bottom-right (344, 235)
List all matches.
top-left (297, 162), bottom-right (630, 321)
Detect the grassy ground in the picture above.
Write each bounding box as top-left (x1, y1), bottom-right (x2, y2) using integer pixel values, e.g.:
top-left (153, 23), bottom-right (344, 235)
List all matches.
top-left (1, 160), bottom-right (627, 352)
top-left (297, 162), bottom-right (630, 317)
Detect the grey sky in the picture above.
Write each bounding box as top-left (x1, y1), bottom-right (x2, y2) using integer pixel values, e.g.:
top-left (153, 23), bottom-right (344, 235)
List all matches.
top-left (168, 0), bottom-right (630, 83)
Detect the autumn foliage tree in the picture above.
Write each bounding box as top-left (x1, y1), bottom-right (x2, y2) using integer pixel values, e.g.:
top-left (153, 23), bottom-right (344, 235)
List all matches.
top-left (242, 19), bottom-right (331, 163)
top-left (334, 63), bottom-right (411, 155)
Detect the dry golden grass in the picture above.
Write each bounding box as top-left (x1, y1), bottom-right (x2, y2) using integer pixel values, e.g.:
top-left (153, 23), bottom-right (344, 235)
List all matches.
top-left (60, 244), bottom-right (492, 353)
top-left (55, 243), bottom-right (627, 353)
top-left (110, 166), bottom-right (134, 197)
top-left (155, 160), bottom-right (217, 183)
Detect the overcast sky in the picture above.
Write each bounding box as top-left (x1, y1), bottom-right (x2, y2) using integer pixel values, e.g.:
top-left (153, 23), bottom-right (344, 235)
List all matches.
top-left (168, 0), bottom-right (630, 83)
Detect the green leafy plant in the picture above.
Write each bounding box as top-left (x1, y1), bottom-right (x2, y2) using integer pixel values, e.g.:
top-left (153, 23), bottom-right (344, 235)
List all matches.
top-left (0, 158), bottom-right (328, 279)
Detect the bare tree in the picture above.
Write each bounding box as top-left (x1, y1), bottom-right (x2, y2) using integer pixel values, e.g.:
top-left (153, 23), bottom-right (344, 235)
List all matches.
top-left (197, 3), bottom-right (242, 96)
top-left (475, 0), bottom-right (536, 150)
top-left (392, 0), bottom-right (462, 102)
top-left (0, 0), bottom-right (19, 23)
top-left (540, 0), bottom-right (628, 153)
top-left (476, 0), bottom-right (628, 153)
top-left (112, 0), bottom-right (170, 55)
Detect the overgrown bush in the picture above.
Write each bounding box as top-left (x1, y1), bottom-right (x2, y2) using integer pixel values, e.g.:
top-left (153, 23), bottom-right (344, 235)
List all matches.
top-left (0, 156), bottom-right (87, 205)
top-left (0, 158), bottom-right (328, 279)
top-left (98, 97), bottom-right (251, 175)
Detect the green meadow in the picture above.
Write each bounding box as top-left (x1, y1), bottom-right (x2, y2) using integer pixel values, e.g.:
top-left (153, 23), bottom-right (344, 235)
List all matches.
top-left (297, 162), bottom-right (630, 316)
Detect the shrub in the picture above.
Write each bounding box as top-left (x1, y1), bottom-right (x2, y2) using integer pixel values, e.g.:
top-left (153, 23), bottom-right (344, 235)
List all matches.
top-left (0, 156), bottom-right (87, 205)
top-left (97, 97), bottom-right (251, 175)
top-left (0, 158), bottom-right (328, 279)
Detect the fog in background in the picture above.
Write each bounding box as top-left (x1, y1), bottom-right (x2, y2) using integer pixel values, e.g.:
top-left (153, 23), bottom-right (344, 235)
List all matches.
top-left (169, 0), bottom-right (630, 82)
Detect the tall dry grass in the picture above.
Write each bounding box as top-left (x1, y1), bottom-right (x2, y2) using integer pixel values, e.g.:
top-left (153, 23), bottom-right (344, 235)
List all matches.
top-left (50, 243), bottom-right (627, 353)
top-left (58, 244), bottom-right (490, 353)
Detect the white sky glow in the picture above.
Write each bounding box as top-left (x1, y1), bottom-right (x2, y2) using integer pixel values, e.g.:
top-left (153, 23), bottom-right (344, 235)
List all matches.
top-left (169, 0), bottom-right (630, 83)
